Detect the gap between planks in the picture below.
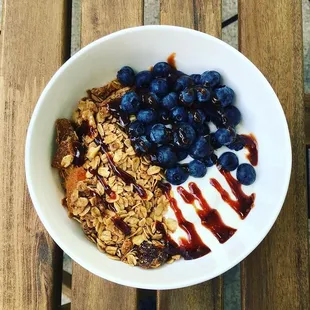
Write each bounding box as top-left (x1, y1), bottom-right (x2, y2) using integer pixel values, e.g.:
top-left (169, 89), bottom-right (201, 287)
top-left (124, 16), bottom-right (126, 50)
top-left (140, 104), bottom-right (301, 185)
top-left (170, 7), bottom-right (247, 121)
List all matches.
top-left (305, 93), bottom-right (310, 145)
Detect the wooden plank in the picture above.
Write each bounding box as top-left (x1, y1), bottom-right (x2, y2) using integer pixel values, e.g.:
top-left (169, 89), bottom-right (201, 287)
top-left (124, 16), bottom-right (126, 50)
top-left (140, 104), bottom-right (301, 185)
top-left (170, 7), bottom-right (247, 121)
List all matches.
top-left (62, 270), bottom-right (72, 300)
top-left (239, 1), bottom-right (309, 309)
top-left (71, 1), bottom-right (143, 309)
top-left (0, 0), bottom-right (67, 309)
top-left (305, 93), bottom-right (310, 145)
top-left (158, 1), bottom-right (223, 309)
top-left (81, 0), bottom-right (143, 46)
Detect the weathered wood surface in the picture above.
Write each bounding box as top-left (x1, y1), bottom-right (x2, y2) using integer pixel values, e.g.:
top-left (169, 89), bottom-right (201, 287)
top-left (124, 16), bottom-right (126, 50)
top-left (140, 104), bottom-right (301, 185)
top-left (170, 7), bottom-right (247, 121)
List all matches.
top-left (305, 93), bottom-right (310, 144)
top-left (239, 1), bottom-right (309, 309)
top-left (0, 0), bottom-right (68, 309)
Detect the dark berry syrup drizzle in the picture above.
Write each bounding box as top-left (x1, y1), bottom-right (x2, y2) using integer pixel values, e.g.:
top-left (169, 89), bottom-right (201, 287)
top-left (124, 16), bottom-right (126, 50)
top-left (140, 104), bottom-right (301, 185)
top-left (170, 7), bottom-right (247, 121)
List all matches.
top-left (94, 136), bottom-right (147, 199)
top-left (89, 168), bottom-right (116, 200)
top-left (177, 182), bottom-right (236, 243)
top-left (108, 98), bottom-right (130, 127)
top-left (72, 120), bottom-right (94, 166)
top-left (210, 168), bottom-right (255, 219)
top-left (167, 52), bottom-right (177, 68)
top-left (72, 141), bottom-right (86, 166)
top-left (88, 182), bottom-right (130, 235)
top-left (158, 182), bottom-right (211, 259)
top-left (112, 217), bottom-right (131, 236)
top-left (88, 191), bottom-right (130, 234)
top-left (74, 120), bottom-right (147, 199)
top-left (240, 134), bottom-right (258, 166)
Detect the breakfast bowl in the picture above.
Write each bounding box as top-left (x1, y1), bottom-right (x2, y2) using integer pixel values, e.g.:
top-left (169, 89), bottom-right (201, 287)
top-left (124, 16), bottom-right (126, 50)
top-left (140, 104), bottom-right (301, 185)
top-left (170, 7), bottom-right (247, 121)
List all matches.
top-left (25, 25), bottom-right (291, 290)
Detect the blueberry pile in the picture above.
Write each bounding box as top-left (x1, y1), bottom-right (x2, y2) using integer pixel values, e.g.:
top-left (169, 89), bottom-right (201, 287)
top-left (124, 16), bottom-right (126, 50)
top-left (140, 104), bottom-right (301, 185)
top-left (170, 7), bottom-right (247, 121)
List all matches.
top-left (115, 62), bottom-right (256, 186)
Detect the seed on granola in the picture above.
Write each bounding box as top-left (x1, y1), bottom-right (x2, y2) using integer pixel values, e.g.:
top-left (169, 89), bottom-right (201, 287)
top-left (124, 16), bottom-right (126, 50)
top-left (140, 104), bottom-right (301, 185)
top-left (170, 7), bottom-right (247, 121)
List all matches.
top-left (155, 204), bottom-right (164, 216)
top-left (76, 197), bottom-right (89, 208)
top-left (147, 165), bottom-right (161, 175)
top-left (98, 166), bottom-right (110, 178)
top-left (106, 254), bottom-right (120, 261)
top-left (86, 146), bottom-right (100, 160)
top-left (61, 155), bottom-right (74, 168)
top-left (106, 246), bottom-right (118, 256)
top-left (165, 218), bottom-right (178, 232)
top-left (145, 190), bottom-right (154, 201)
top-left (104, 133), bottom-right (117, 144)
top-left (127, 254), bottom-right (137, 266)
top-left (91, 207), bottom-right (101, 217)
top-left (80, 206), bottom-right (91, 217)
top-left (132, 234), bottom-right (145, 246)
top-left (139, 218), bottom-right (146, 227)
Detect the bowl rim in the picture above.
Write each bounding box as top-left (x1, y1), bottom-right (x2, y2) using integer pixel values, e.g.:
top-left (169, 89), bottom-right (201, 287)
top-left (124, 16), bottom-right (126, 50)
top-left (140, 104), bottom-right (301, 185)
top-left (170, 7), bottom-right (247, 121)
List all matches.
top-left (25, 25), bottom-right (292, 289)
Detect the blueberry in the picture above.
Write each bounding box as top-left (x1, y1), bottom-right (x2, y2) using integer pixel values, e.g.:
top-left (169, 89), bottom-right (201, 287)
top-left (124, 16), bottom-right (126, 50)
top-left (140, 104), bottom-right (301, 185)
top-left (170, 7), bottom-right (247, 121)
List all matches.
top-left (128, 120), bottom-right (145, 137)
top-left (173, 123), bottom-right (196, 149)
top-left (153, 62), bottom-right (172, 78)
top-left (196, 86), bottom-right (211, 103)
top-left (224, 106), bottom-right (241, 127)
top-left (166, 166), bottom-right (189, 185)
top-left (203, 104), bottom-right (223, 126)
top-left (214, 128), bottom-right (236, 146)
top-left (190, 74), bottom-right (201, 85)
top-left (204, 154), bottom-right (217, 167)
top-left (214, 86), bottom-right (234, 107)
top-left (200, 71), bottom-right (221, 88)
top-left (150, 78), bottom-right (169, 98)
top-left (171, 107), bottom-right (188, 122)
top-left (135, 70), bottom-right (153, 88)
top-left (137, 109), bottom-right (158, 124)
top-left (117, 66), bottom-right (135, 86)
top-left (176, 150), bottom-right (188, 161)
top-left (237, 163), bottom-right (256, 185)
top-left (179, 88), bottom-right (196, 107)
top-left (174, 75), bottom-right (194, 92)
top-left (188, 160), bottom-right (207, 177)
top-left (149, 124), bottom-right (171, 144)
top-left (188, 109), bottom-right (206, 129)
top-left (218, 152), bottom-right (239, 171)
top-left (133, 136), bottom-right (153, 154)
top-left (140, 92), bottom-right (160, 109)
top-left (157, 145), bottom-right (178, 168)
top-left (120, 92), bottom-right (141, 114)
top-left (149, 153), bottom-right (159, 164)
top-left (196, 123), bottom-right (210, 136)
top-left (145, 124), bottom-right (153, 138)
top-left (227, 135), bottom-right (245, 151)
top-left (209, 133), bottom-right (222, 150)
top-left (189, 136), bottom-right (213, 159)
top-left (161, 92), bottom-right (178, 110)
top-left (158, 109), bottom-right (171, 124)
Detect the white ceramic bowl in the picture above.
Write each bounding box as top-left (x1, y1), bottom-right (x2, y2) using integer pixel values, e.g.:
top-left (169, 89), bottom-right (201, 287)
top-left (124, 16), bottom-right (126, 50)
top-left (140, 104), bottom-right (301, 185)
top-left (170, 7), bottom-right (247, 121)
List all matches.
top-left (25, 26), bottom-right (291, 290)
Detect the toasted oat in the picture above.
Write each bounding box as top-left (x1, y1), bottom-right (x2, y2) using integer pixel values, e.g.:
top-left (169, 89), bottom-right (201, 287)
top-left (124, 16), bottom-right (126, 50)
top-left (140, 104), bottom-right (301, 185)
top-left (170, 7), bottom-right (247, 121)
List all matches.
top-left (53, 80), bottom-right (179, 269)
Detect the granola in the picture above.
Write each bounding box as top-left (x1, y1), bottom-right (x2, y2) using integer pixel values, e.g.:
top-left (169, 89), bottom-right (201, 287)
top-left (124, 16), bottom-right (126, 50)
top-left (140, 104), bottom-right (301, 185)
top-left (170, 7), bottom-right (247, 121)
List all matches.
top-left (53, 80), bottom-right (179, 268)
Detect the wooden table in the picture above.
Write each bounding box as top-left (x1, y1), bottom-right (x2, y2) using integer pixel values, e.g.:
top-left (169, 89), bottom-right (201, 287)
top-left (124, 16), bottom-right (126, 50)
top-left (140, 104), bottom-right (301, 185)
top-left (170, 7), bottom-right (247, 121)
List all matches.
top-left (0, 1), bottom-right (308, 309)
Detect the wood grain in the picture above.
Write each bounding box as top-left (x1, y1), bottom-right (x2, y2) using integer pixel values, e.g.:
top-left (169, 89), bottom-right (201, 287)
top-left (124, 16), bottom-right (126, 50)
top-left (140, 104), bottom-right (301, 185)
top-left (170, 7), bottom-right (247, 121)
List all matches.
top-left (158, 1), bottom-right (222, 309)
top-left (81, 0), bottom-right (143, 46)
top-left (71, 1), bottom-right (143, 309)
top-left (0, 0), bottom-right (67, 309)
top-left (305, 93), bottom-right (310, 145)
top-left (239, 1), bottom-right (309, 309)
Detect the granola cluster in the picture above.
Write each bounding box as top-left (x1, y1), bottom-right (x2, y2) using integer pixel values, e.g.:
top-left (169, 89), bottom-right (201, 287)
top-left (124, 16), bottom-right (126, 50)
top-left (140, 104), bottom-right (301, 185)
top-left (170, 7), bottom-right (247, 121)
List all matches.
top-left (52, 80), bottom-right (180, 268)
